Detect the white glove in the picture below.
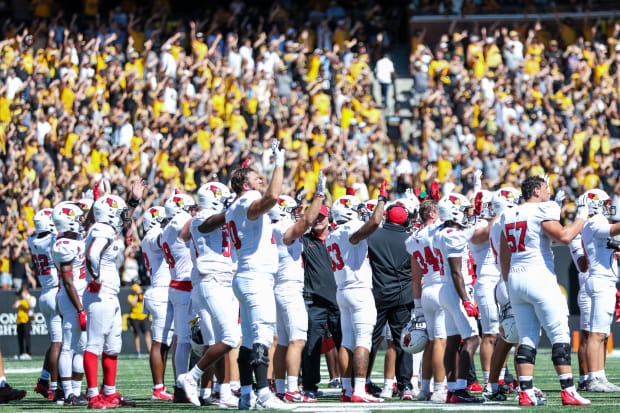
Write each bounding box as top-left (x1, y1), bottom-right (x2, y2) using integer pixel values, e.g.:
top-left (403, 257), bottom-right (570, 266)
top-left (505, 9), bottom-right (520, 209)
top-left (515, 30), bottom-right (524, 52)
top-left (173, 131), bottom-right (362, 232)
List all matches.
top-left (576, 194), bottom-right (589, 220)
top-left (473, 169), bottom-right (483, 194)
top-left (405, 187), bottom-right (415, 202)
top-left (542, 173), bottom-right (550, 189)
top-left (316, 171), bottom-right (326, 197)
top-left (82, 189), bottom-right (94, 200)
top-left (554, 189), bottom-right (566, 206)
top-left (271, 138), bottom-right (285, 167)
top-left (413, 299), bottom-right (423, 318)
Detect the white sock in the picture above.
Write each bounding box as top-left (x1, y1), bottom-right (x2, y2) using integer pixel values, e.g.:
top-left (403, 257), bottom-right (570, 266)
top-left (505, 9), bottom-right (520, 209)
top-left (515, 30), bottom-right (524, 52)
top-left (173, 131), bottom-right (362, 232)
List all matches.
top-left (342, 378), bottom-right (352, 397)
top-left (483, 371), bottom-right (490, 383)
top-left (50, 382), bottom-right (58, 391)
top-left (40, 369), bottom-right (50, 381)
top-left (499, 368), bottom-right (505, 381)
top-left (72, 380), bottom-right (82, 396)
top-left (103, 385), bottom-right (116, 396)
top-left (383, 378), bottom-right (393, 391)
top-left (287, 376), bottom-right (298, 392)
top-left (447, 382), bottom-right (455, 392)
top-left (230, 381), bottom-right (240, 391)
top-left (0, 376), bottom-right (6, 387)
top-left (456, 379), bottom-right (467, 390)
top-left (62, 380), bottom-right (72, 398)
top-left (240, 384), bottom-right (252, 396)
top-left (220, 382), bottom-right (231, 397)
top-left (87, 387), bottom-right (98, 398)
top-left (421, 379), bottom-right (430, 393)
top-left (189, 365), bottom-right (204, 383)
top-left (153, 383), bottom-right (164, 390)
top-left (588, 370), bottom-right (605, 380)
top-left (275, 378), bottom-right (286, 394)
top-left (433, 381), bottom-right (444, 393)
top-left (214, 382), bottom-right (221, 394)
top-left (200, 387), bottom-right (211, 399)
top-left (354, 378), bottom-right (366, 395)
top-left (411, 375), bottom-right (419, 388)
top-left (257, 386), bottom-right (271, 401)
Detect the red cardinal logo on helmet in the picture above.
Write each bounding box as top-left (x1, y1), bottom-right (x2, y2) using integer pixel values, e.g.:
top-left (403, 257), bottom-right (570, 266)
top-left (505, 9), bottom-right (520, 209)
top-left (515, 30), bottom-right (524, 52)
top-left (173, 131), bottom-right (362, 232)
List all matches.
top-left (62, 208), bottom-right (75, 216)
top-left (105, 197), bottom-right (118, 208)
top-left (403, 333), bottom-right (411, 347)
top-left (43, 210), bottom-right (52, 216)
top-left (210, 185), bottom-right (222, 196)
top-left (149, 208), bottom-right (159, 216)
top-left (500, 190), bottom-right (513, 198)
top-left (173, 196), bottom-right (185, 205)
top-left (448, 195), bottom-right (461, 205)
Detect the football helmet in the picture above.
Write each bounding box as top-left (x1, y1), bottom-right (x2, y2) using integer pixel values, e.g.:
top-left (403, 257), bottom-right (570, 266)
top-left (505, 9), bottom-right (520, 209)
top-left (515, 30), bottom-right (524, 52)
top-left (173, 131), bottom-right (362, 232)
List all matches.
top-left (268, 195), bottom-right (297, 222)
top-left (143, 206), bottom-right (167, 232)
top-left (190, 321), bottom-right (205, 357)
top-left (93, 195), bottom-right (130, 233)
top-left (438, 193), bottom-right (472, 227)
top-left (331, 195), bottom-right (362, 224)
top-left (52, 202), bottom-right (84, 233)
top-left (491, 187), bottom-right (521, 216)
top-left (389, 197), bottom-right (420, 226)
top-left (473, 190), bottom-right (494, 219)
top-left (164, 193), bottom-right (196, 218)
top-left (197, 182), bottom-right (232, 212)
top-left (583, 189), bottom-right (615, 217)
top-left (33, 208), bottom-right (55, 234)
top-left (75, 198), bottom-right (94, 213)
top-left (401, 314), bottom-right (428, 354)
top-left (499, 304), bottom-right (518, 344)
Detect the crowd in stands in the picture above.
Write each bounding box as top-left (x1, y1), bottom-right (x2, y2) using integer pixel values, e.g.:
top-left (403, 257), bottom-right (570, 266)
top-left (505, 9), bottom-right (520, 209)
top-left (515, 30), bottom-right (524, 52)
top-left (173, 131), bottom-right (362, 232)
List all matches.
top-left (0, 0), bottom-right (618, 289)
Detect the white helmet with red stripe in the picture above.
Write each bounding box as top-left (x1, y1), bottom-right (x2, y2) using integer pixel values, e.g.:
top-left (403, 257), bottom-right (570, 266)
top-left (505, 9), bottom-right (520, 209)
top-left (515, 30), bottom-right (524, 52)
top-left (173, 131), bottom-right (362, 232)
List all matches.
top-left (438, 193), bottom-right (472, 227)
top-left (583, 189), bottom-right (614, 217)
top-left (491, 187), bottom-right (521, 216)
top-left (52, 202), bottom-right (84, 233)
top-left (268, 195), bottom-right (298, 223)
top-left (197, 182), bottom-right (232, 212)
top-left (33, 208), bottom-right (55, 234)
top-left (164, 193), bottom-right (196, 218)
top-left (143, 206), bottom-right (167, 232)
top-left (331, 195), bottom-right (362, 224)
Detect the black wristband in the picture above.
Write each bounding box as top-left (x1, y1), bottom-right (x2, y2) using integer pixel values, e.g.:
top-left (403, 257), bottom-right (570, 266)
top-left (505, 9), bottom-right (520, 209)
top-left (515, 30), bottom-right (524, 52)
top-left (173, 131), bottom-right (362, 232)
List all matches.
top-left (378, 195), bottom-right (387, 203)
top-left (127, 198), bottom-right (140, 208)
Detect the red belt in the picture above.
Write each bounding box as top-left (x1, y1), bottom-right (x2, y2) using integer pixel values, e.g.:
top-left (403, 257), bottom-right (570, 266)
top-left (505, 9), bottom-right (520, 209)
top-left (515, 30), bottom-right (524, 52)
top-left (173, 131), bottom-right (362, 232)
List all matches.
top-left (169, 280), bottom-right (192, 292)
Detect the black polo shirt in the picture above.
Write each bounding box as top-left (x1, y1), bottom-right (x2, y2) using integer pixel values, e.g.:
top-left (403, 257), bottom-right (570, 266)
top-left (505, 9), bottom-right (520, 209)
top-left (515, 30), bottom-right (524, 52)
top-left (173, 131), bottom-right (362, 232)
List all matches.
top-left (368, 222), bottom-right (413, 307)
top-left (301, 230), bottom-right (337, 309)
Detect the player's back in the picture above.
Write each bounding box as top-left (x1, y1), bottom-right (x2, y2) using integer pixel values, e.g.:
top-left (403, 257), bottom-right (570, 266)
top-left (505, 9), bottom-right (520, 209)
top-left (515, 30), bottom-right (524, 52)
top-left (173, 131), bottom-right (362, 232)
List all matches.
top-left (433, 224), bottom-right (474, 286)
top-left (225, 190), bottom-right (277, 274)
top-left (272, 219), bottom-right (303, 285)
top-left (405, 222), bottom-right (443, 286)
top-left (581, 214), bottom-right (615, 279)
top-left (142, 227), bottom-right (170, 287)
top-left (468, 219), bottom-right (497, 276)
top-left (161, 212), bottom-right (193, 281)
top-left (85, 222), bottom-right (122, 294)
top-left (489, 218), bottom-right (504, 274)
top-left (325, 219), bottom-right (372, 290)
top-left (499, 201), bottom-right (559, 272)
top-left (52, 235), bottom-right (87, 296)
top-left (189, 208), bottom-right (234, 276)
top-left (28, 233), bottom-right (58, 290)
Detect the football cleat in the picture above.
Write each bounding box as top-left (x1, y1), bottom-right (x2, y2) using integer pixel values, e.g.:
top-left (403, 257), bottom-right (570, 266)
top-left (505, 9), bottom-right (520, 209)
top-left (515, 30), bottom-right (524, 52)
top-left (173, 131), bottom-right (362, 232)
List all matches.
top-left (445, 390), bottom-right (453, 403)
top-left (218, 393), bottom-right (239, 408)
top-left (482, 390), bottom-right (508, 401)
top-left (449, 389), bottom-right (484, 403)
top-left (173, 385), bottom-right (189, 403)
top-left (64, 393), bottom-right (88, 406)
top-left (400, 387), bottom-right (415, 400)
top-left (519, 390), bottom-right (544, 406)
top-left (577, 381), bottom-right (588, 392)
top-left (284, 391), bottom-right (317, 402)
top-left (467, 382), bottom-right (483, 392)
top-left (561, 388), bottom-right (590, 405)
top-left (103, 391), bottom-right (137, 407)
top-left (0, 384), bottom-right (27, 402)
top-left (177, 373), bottom-right (199, 406)
top-left (87, 394), bottom-right (117, 409)
top-left (327, 378), bottom-right (341, 388)
top-left (417, 390), bottom-right (431, 401)
top-left (34, 379), bottom-right (50, 399)
top-left (350, 392), bottom-right (383, 403)
top-left (239, 392), bottom-right (257, 410)
top-left (340, 390), bottom-right (351, 402)
top-left (430, 390), bottom-right (447, 402)
top-left (255, 393), bottom-right (292, 410)
top-left (366, 382), bottom-right (382, 397)
top-left (151, 386), bottom-right (174, 400)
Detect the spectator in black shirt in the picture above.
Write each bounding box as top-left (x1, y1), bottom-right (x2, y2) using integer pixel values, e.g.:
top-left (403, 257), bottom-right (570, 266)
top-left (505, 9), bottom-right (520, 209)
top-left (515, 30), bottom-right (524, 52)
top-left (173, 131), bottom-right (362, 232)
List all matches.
top-left (301, 205), bottom-right (341, 397)
top-left (367, 203), bottom-right (414, 398)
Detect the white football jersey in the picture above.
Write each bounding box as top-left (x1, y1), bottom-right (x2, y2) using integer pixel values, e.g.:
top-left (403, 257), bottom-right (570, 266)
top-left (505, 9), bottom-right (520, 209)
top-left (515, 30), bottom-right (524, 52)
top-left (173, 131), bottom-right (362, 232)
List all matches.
top-left (405, 222), bottom-right (443, 286)
top-left (325, 219), bottom-right (373, 289)
top-left (272, 219), bottom-right (304, 285)
top-left (468, 219), bottom-right (499, 278)
top-left (28, 233), bottom-right (58, 290)
top-left (499, 201), bottom-right (559, 272)
top-left (569, 234), bottom-right (589, 288)
top-left (189, 209), bottom-right (234, 276)
top-left (85, 223), bottom-right (123, 295)
top-left (141, 227), bottom-right (171, 288)
top-left (225, 190), bottom-right (278, 275)
top-left (161, 211), bottom-right (194, 282)
top-left (488, 219), bottom-right (503, 274)
top-left (432, 224), bottom-right (475, 287)
top-left (581, 214), bottom-right (616, 280)
top-left (52, 236), bottom-right (87, 297)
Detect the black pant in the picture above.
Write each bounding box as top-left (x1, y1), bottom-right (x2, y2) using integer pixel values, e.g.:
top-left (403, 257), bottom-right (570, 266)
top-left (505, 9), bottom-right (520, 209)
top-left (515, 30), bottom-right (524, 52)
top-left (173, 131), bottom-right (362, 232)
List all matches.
top-left (301, 300), bottom-right (341, 392)
top-left (17, 322), bottom-right (31, 355)
top-left (369, 303), bottom-right (412, 390)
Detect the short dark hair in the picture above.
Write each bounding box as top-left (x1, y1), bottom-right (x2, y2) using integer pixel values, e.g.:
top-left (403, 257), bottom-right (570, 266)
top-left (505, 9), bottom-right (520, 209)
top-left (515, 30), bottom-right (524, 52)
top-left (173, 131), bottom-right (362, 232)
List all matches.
top-left (419, 200), bottom-right (438, 222)
top-left (230, 167), bottom-right (255, 195)
top-left (521, 176), bottom-right (545, 201)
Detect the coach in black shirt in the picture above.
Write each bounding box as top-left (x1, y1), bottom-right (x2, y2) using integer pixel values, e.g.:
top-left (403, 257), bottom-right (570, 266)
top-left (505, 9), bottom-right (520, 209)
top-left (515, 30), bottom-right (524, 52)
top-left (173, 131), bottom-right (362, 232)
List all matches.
top-left (367, 204), bottom-right (413, 394)
top-left (301, 205), bottom-right (341, 396)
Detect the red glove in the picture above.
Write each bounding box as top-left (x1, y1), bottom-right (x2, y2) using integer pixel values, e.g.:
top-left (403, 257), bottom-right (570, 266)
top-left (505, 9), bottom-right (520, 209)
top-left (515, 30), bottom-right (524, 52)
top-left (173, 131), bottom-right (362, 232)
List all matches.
top-left (463, 300), bottom-right (479, 318)
top-left (346, 187), bottom-right (356, 196)
top-left (430, 180), bottom-right (440, 201)
top-left (615, 290), bottom-right (620, 323)
top-left (93, 182), bottom-right (101, 201)
top-left (379, 180), bottom-right (388, 198)
top-left (174, 188), bottom-right (180, 194)
top-left (87, 279), bottom-right (102, 293)
top-left (243, 158), bottom-right (250, 168)
top-left (78, 310), bottom-right (87, 331)
top-left (473, 191), bottom-right (484, 216)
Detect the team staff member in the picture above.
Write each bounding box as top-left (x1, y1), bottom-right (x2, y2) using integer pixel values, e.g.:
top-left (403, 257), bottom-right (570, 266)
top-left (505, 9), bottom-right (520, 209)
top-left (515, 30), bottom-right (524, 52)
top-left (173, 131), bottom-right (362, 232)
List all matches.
top-left (128, 284), bottom-right (152, 357)
top-left (367, 201), bottom-right (415, 399)
top-left (301, 204), bottom-right (341, 398)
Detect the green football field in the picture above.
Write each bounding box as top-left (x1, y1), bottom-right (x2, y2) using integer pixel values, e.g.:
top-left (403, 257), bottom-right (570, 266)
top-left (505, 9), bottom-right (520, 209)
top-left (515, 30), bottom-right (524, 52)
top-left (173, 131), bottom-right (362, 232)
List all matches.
top-left (3, 350), bottom-right (620, 412)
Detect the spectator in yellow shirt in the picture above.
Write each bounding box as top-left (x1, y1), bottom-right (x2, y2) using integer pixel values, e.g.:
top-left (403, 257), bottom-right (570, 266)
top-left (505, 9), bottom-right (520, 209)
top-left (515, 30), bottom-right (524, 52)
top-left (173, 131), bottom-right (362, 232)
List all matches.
top-left (128, 284), bottom-right (151, 357)
top-left (13, 285), bottom-right (36, 360)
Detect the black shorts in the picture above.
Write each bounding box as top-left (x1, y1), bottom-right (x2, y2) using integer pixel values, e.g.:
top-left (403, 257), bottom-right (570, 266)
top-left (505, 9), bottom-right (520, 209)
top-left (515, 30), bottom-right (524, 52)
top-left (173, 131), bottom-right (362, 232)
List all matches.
top-left (128, 318), bottom-right (150, 335)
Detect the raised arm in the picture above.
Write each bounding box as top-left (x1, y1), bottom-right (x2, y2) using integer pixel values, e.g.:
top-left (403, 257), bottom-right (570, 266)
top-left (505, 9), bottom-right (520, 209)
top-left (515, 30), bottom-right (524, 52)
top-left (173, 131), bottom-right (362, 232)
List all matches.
top-left (350, 180), bottom-right (387, 245)
top-left (282, 172), bottom-right (326, 245)
top-left (247, 138), bottom-right (285, 220)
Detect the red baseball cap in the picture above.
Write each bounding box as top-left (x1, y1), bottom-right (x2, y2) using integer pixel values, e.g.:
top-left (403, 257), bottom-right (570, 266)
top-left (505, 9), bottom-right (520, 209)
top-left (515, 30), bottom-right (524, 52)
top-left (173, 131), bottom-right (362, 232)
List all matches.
top-left (386, 206), bottom-right (408, 225)
top-left (319, 205), bottom-right (330, 216)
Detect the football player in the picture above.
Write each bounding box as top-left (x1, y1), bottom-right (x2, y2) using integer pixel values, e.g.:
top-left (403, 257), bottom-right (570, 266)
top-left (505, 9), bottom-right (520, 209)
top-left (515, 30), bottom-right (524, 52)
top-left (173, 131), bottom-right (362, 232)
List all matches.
top-left (433, 193), bottom-right (481, 403)
top-left (499, 176), bottom-right (590, 405)
top-left (569, 234), bottom-right (590, 391)
top-left (326, 180), bottom-right (387, 403)
top-left (51, 202), bottom-right (88, 406)
top-left (225, 139), bottom-right (290, 410)
top-left (141, 206), bottom-right (174, 400)
top-left (177, 182), bottom-right (241, 408)
top-left (580, 189), bottom-right (620, 392)
top-left (161, 192), bottom-right (198, 402)
top-left (83, 180), bottom-right (144, 409)
top-left (269, 174), bottom-right (325, 403)
top-left (30, 209), bottom-right (62, 401)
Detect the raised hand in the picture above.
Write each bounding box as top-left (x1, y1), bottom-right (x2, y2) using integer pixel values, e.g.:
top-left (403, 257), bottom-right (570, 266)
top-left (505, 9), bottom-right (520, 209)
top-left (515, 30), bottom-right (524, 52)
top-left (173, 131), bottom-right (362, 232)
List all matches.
top-left (316, 171), bottom-right (326, 197)
top-left (378, 180), bottom-right (388, 202)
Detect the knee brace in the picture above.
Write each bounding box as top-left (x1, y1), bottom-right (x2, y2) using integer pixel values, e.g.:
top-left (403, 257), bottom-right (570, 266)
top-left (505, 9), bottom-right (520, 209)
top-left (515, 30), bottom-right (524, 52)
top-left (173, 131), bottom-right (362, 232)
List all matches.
top-left (515, 344), bottom-right (537, 365)
top-left (551, 343), bottom-right (571, 366)
top-left (250, 343), bottom-right (270, 368)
